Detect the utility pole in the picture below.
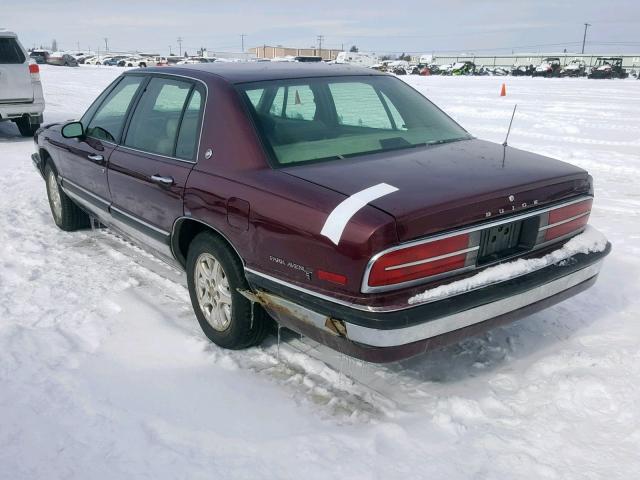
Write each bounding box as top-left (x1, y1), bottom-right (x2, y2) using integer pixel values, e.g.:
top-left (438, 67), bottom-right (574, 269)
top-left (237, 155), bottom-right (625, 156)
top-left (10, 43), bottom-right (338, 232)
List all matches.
top-left (317, 35), bottom-right (324, 59)
top-left (581, 23), bottom-right (591, 54)
top-left (177, 37), bottom-right (183, 56)
top-left (103, 37), bottom-right (109, 52)
top-left (169, 45), bottom-right (173, 55)
top-left (240, 34), bottom-right (246, 52)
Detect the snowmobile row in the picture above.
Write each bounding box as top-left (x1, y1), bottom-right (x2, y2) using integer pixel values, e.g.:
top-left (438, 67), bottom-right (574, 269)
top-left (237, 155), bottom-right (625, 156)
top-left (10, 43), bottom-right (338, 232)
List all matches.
top-left (402, 57), bottom-right (630, 79)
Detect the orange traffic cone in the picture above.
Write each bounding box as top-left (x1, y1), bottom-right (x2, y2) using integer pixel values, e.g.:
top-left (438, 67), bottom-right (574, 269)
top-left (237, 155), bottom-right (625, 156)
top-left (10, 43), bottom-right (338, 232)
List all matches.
top-left (500, 83), bottom-right (507, 97)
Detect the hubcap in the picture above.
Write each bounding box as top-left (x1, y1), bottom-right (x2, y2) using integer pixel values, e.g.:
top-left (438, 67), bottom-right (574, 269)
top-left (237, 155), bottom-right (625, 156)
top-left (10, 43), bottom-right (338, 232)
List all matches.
top-left (47, 170), bottom-right (62, 223)
top-left (194, 253), bottom-right (232, 331)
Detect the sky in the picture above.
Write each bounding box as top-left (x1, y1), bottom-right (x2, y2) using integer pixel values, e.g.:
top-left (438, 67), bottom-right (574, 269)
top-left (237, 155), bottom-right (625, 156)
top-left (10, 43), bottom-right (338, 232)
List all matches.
top-left (3, 0), bottom-right (639, 56)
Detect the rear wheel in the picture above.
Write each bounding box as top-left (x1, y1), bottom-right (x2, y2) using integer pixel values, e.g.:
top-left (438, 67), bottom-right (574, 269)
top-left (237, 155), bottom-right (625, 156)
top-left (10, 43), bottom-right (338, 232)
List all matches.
top-left (186, 232), bottom-right (270, 350)
top-left (15, 117), bottom-right (40, 137)
top-left (44, 164), bottom-right (89, 231)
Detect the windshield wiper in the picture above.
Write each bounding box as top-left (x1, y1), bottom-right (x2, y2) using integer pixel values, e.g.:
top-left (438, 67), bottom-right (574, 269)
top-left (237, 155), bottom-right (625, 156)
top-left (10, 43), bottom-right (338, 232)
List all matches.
top-left (427, 137), bottom-right (470, 146)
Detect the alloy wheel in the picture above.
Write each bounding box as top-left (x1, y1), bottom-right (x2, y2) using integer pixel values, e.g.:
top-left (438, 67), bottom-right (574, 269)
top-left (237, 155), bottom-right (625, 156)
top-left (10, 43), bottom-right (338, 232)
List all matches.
top-left (47, 170), bottom-right (63, 223)
top-left (194, 252), bottom-right (233, 331)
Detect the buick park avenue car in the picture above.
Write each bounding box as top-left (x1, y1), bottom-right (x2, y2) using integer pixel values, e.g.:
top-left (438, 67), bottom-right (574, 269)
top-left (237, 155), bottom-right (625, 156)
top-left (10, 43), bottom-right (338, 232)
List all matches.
top-left (31, 63), bottom-right (610, 362)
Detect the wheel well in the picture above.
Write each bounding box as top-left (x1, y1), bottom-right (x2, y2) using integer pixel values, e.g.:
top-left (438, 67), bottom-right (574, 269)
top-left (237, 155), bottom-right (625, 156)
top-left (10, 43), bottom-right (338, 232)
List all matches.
top-left (172, 219), bottom-right (242, 268)
top-left (39, 148), bottom-right (54, 175)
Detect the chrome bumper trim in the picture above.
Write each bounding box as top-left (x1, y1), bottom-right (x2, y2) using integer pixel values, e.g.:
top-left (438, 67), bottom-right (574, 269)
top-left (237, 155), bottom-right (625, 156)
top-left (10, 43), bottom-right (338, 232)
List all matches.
top-left (346, 260), bottom-right (603, 347)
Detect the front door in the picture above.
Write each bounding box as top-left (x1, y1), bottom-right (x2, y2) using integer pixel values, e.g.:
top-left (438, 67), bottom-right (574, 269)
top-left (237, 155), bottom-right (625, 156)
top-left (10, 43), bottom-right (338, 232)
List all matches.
top-left (107, 75), bottom-right (205, 256)
top-left (57, 75), bottom-right (146, 210)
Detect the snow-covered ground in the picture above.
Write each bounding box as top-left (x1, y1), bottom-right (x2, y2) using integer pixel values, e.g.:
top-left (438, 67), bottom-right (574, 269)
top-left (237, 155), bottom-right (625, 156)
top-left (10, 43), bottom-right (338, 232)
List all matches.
top-left (1, 65), bottom-right (639, 479)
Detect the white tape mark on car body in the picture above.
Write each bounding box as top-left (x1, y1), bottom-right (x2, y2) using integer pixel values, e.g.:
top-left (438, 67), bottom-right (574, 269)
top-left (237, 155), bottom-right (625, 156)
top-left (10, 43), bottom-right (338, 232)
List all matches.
top-left (321, 183), bottom-right (399, 245)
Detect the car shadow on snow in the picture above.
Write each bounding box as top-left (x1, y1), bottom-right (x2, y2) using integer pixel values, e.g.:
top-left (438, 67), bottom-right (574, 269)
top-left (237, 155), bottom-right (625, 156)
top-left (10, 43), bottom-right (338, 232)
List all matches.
top-left (379, 252), bottom-right (626, 387)
top-left (0, 121), bottom-right (29, 141)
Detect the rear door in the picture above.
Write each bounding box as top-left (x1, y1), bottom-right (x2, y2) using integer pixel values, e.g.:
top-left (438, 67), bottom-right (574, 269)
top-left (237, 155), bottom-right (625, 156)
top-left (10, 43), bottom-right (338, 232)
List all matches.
top-left (107, 75), bottom-right (205, 247)
top-left (0, 35), bottom-right (32, 103)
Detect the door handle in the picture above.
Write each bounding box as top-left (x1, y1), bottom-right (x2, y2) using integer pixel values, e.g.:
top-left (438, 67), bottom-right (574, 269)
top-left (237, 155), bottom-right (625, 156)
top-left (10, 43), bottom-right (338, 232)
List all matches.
top-left (87, 153), bottom-right (105, 165)
top-left (150, 174), bottom-right (175, 186)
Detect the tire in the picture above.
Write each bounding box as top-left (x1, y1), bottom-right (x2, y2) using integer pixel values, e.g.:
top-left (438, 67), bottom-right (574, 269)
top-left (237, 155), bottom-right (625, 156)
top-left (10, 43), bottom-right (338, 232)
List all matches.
top-left (15, 117), bottom-right (40, 137)
top-left (44, 164), bottom-right (89, 231)
top-left (186, 231), bottom-right (270, 350)
top-left (139, 62), bottom-right (146, 68)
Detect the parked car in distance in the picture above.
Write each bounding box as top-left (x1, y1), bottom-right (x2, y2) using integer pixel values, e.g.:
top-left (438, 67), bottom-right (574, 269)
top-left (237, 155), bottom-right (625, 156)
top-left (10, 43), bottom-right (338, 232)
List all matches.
top-left (294, 56), bottom-right (323, 63)
top-left (31, 63), bottom-right (610, 362)
top-left (176, 57), bottom-right (216, 65)
top-left (532, 57), bottom-right (562, 77)
top-left (83, 55), bottom-right (105, 65)
top-left (29, 49), bottom-right (50, 64)
top-left (147, 56), bottom-right (169, 66)
top-left (335, 51), bottom-right (379, 68)
top-left (46, 52), bottom-right (79, 67)
top-left (102, 55), bottom-right (128, 66)
top-left (117, 56), bottom-right (149, 67)
top-left (0, 30), bottom-right (45, 136)
top-left (588, 57), bottom-right (628, 79)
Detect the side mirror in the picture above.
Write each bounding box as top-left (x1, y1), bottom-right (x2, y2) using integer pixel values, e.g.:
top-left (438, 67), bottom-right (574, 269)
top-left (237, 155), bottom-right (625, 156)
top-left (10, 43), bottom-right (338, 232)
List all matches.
top-left (61, 121), bottom-right (84, 139)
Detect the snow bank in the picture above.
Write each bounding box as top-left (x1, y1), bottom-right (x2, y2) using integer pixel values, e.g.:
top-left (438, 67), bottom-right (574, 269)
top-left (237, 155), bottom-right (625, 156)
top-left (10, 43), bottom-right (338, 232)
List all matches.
top-left (409, 226), bottom-right (608, 304)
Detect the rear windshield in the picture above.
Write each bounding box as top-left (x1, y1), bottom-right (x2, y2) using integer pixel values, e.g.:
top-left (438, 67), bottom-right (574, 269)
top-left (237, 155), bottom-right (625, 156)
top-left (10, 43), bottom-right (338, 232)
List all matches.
top-left (0, 37), bottom-right (26, 64)
top-left (240, 75), bottom-right (470, 166)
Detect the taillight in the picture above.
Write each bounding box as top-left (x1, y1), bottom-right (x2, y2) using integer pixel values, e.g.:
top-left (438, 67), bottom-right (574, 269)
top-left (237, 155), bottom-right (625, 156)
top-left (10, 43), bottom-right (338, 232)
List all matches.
top-left (367, 233), bottom-right (473, 288)
top-left (543, 198), bottom-right (592, 241)
top-left (28, 62), bottom-right (40, 81)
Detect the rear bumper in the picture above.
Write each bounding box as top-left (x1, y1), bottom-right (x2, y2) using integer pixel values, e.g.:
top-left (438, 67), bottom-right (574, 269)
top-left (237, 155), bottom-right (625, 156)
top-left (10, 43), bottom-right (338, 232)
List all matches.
top-left (0, 100), bottom-right (44, 122)
top-left (246, 241), bottom-right (611, 363)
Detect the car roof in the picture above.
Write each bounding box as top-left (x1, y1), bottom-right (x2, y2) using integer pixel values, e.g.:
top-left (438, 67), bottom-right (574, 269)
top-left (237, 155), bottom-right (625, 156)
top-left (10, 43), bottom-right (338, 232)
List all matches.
top-left (0, 30), bottom-right (17, 37)
top-left (142, 62), bottom-right (385, 84)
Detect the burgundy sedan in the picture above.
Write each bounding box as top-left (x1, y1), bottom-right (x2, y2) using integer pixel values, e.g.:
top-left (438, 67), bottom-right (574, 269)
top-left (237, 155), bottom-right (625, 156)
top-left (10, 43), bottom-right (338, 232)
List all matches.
top-left (31, 63), bottom-right (610, 362)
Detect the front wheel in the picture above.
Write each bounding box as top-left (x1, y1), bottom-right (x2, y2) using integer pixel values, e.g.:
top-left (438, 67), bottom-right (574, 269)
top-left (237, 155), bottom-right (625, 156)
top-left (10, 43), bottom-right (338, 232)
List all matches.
top-left (186, 232), bottom-right (270, 350)
top-left (44, 165), bottom-right (89, 231)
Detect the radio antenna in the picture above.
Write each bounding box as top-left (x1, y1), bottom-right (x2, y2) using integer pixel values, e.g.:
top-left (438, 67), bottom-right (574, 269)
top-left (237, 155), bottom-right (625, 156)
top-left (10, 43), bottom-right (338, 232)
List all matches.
top-left (502, 104), bottom-right (518, 147)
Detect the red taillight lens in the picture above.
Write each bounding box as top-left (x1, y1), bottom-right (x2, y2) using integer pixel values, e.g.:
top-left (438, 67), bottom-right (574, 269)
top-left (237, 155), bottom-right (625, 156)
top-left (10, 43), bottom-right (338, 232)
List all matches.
top-left (368, 234), bottom-right (470, 288)
top-left (544, 199), bottom-right (592, 241)
top-left (29, 63), bottom-right (39, 74)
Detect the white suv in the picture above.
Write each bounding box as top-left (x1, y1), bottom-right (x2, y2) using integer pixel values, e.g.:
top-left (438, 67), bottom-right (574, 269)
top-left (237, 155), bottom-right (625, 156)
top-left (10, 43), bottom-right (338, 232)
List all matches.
top-left (0, 30), bottom-right (45, 136)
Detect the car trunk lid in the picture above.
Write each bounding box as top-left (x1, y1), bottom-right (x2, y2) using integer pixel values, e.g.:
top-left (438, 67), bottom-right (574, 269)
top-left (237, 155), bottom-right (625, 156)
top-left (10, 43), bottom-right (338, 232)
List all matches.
top-left (283, 139), bottom-right (591, 242)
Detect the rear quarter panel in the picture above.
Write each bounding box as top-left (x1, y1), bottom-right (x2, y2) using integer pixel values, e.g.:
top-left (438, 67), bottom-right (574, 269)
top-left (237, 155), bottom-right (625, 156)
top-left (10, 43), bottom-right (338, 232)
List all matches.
top-left (184, 74), bottom-right (397, 299)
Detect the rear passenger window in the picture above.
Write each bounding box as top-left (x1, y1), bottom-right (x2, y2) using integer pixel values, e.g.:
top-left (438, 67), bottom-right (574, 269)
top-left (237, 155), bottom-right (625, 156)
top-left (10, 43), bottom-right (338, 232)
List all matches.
top-left (284, 85), bottom-right (316, 120)
top-left (175, 89), bottom-right (204, 160)
top-left (124, 77), bottom-right (193, 157)
top-left (246, 88), bottom-right (264, 108)
top-left (86, 75), bottom-right (144, 142)
top-left (267, 85), bottom-right (316, 120)
top-left (329, 82), bottom-right (392, 129)
top-left (0, 38), bottom-right (26, 64)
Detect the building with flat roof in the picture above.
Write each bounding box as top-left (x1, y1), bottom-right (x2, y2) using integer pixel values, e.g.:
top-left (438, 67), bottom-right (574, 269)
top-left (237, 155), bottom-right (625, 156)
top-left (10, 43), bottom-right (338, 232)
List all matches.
top-left (249, 45), bottom-right (340, 61)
